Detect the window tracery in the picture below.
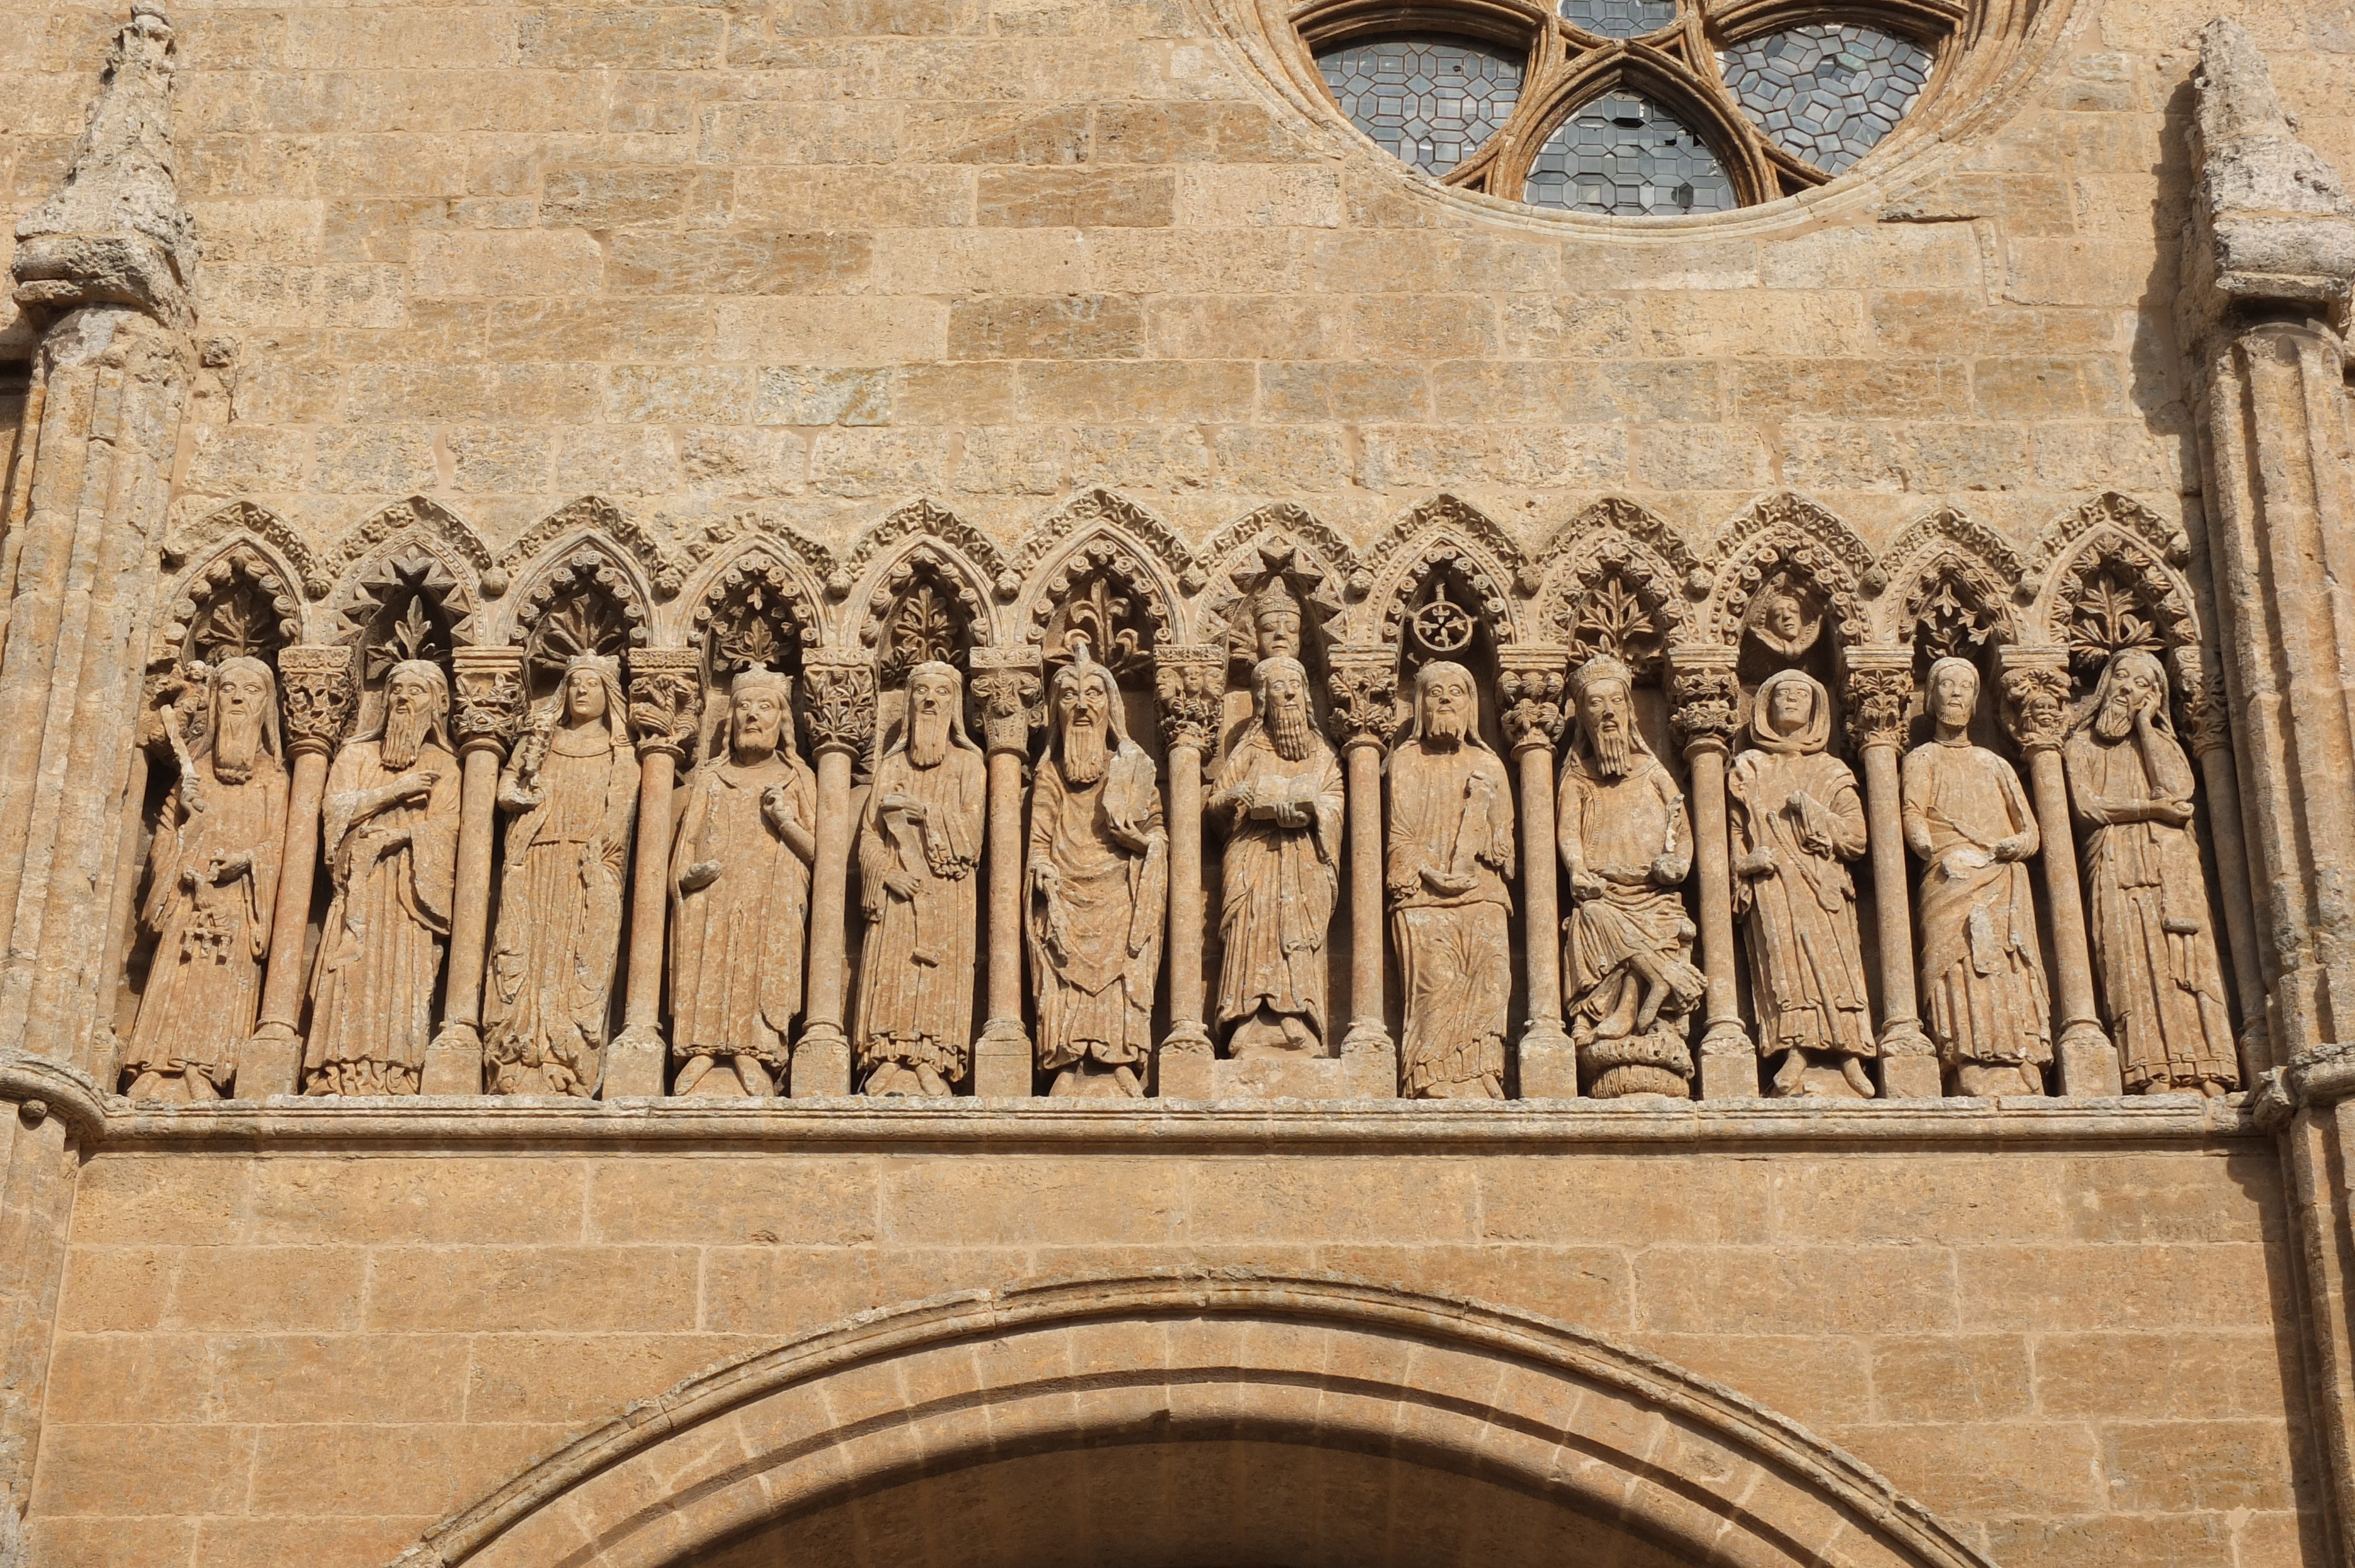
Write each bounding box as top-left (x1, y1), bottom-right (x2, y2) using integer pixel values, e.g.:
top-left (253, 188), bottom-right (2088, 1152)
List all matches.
top-left (1300, 0), bottom-right (1950, 212)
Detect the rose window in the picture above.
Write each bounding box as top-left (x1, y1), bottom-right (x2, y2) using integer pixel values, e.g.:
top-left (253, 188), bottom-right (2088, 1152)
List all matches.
top-left (1300, 0), bottom-right (1950, 212)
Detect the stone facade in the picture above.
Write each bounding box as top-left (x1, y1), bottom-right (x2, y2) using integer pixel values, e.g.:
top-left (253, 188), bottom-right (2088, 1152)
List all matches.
top-left (2, 0), bottom-right (2354, 1563)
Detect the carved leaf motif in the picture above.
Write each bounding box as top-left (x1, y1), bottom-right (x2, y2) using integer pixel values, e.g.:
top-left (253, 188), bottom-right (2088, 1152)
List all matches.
top-left (1047, 576), bottom-right (1149, 678)
top-left (527, 591), bottom-right (629, 684)
top-left (1568, 575), bottom-right (1659, 668)
top-left (187, 582), bottom-right (278, 666)
top-left (366, 594), bottom-right (446, 683)
top-left (2067, 569), bottom-right (2162, 667)
top-left (1913, 575), bottom-right (1986, 663)
top-left (880, 584), bottom-right (963, 686)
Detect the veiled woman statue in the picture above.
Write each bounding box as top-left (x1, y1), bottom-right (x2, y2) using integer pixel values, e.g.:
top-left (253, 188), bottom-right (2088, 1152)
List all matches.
top-left (1729, 669), bottom-right (1874, 1098)
top-left (1902, 656), bottom-right (2053, 1095)
top-left (480, 655), bottom-right (640, 1097)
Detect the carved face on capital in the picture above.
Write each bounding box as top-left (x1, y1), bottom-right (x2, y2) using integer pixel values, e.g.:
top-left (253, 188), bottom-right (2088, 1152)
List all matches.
top-left (731, 684), bottom-right (786, 756)
top-left (563, 665), bottom-right (608, 725)
top-left (1929, 661), bottom-right (1979, 735)
top-left (1767, 676), bottom-right (1814, 733)
top-left (1255, 603), bottom-right (1301, 660)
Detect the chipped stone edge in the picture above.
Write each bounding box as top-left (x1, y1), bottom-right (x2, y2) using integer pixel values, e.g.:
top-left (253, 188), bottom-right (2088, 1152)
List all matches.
top-left (100, 1091), bottom-right (2257, 1152)
top-left (0, 1051), bottom-right (114, 1145)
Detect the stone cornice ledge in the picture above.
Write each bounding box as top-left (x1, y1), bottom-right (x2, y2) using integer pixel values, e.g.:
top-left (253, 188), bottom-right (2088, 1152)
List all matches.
top-left (99, 1093), bottom-right (2256, 1153)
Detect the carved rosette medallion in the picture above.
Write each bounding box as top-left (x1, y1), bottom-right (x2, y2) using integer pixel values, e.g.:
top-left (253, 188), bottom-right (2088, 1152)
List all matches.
top-left (1326, 655), bottom-right (1398, 750)
top-left (803, 656), bottom-right (879, 758)
top-left (277, 645), bottom-right (356, 759)
top-left (450, 647), bottom-right (528, 757)
top-left (1153, 645), bottom-right (1225, 756)
top-left (1999, 663), bottom-right (2072, 754)
top-left (968, 646), bottom-right (1044, 757)
top-left (627, 648), bottom-right (705, 763)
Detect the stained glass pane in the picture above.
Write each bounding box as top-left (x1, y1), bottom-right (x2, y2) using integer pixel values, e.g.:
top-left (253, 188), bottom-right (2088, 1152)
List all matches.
top-left (1720, 23), bottom-right (1932, 174)
top-left (1315, 35), bottom-right (1524, 178)
top-left (1559, 0), bottom-right (1674, 38)
top-left (1523, 91), bottom-right (1735, 215)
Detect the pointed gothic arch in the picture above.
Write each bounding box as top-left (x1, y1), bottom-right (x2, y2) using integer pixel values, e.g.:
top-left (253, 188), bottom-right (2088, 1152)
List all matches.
top-left (1363, 494), bottom-right (1529, 660)
top-left (1702, 492), bottom-right (1875, 652)
top-left (503, 533), bottom-right (654, 702)
top-left (150, 533), bottom-right (307, 672)
top-left (1875, 504), bottom-right (2025, 663)
top-left (681, 538), bottom-right (830, 683)
top-left (321, 496), bottom-right (495, 612)
top-left (498, 496), bottom-right (681, 607)
top-left (161, 499), bottom-right (330, 602)
top-left (2025, 493), bottom-right (2201, 675)
top-left (1194, 501), bottom-right (1358, 662)
top-left (1537, 497), bottom-right (1704, 680)
top-left (841, 499), bottom-right (1007, 675)
top-left (391, 1273), bottom-right (1996, 1568)
top-left (1014, 491), bottom-right (1192, 676)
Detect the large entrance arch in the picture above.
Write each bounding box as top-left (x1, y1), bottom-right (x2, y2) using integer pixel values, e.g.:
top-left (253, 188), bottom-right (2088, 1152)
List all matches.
top-left (390, 1273), bottom-right (1996, 1568)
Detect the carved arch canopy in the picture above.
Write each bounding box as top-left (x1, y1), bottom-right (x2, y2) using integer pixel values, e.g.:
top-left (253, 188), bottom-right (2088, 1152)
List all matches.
top-left (685, 540), bottom-right (828, 686)
top-left (1875, 504), bottom-right (2025, 666)
top-left (151, 537), bottom-right (306, 672)
top-left (1196, 503), bottom-right (1361, 672)
top-left (498, 496), bottom-right (681, 606)
top-left (1365, 496), bottom-right (1528, 676)
top-left (503, 534), bottom-right (653, 701)
top-left (843, 500), bottom-right (1008, 686)
top-left (161, 500), bottom-right (330, 602)
top-left (1537, 498), bottom-right (1704, 681)
top-left (2026, 492), bottom-right (2202, 678)
top-left (1016, 491), bottom-right (1192, 681)
top-left (1703, 491), bottom-right (1875, 657)
top-left (395, 1274), bottom-right (1996, 1568)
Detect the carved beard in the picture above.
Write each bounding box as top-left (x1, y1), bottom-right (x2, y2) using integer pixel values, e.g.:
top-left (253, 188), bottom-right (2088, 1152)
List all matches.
top-left (1266, 696), bottom-right (1312, 762)
top-left (2094, 693), bottom-right (2137, 743)
top-left (1588, 722), bottom-right (1631, 780)
top-left (1422, 707), bottom-right (1467, 750)
top-left (381, 705), bottom-right (432, 771)
top-left (1062, 714), bottom-right (1108, 786)
top-left (212, 709), bottom-right (261, 785)
top-left (907, 708), bottom-right (950, 770)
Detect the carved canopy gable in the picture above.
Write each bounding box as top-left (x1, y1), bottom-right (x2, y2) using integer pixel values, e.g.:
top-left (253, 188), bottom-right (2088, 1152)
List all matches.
top-left (1877, 504), bottom-right (2024, 664)
top-left (1702, 491), bottom-right (1873, 651)
top-left (321, 496), bottom-right (495, 607)
top-left (1017, 492), bottom-right (1190, 678)
top-left (844, 501), bottom-right (1004, 685)
top-left (1364, 494), bottom-right (1527, 665)
top-left (499, 496), bottom-right (681, 604)
top-left (2027, 493), bottom-right (2202, 677)
top-left (334, 542), bottom-right (477, 692)
top-left (151, 538), bottom-right (305, 672)
top-left (1537, 499), bottom-right (1704, 680)
top-left (1195, 502), bottom-right (1361, 660)
top-left (160, 500), bottom-right (330, 602)
top-left (506, 536), bottom-right (652, 699)
top-left (687, 542), bottom-right (826, 684)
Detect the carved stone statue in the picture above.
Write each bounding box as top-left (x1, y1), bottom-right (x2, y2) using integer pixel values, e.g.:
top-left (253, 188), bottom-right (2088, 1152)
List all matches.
top-left (1903, 656), bottom-right (2053, 1094)
top-left (1029, 652), bottom-right (1166, 1097)
top-left (1560, 655), bottom-right (1703, 1098)
top-left (1729, 669), bottom-right (1874, 1097)
top-left (304, 660), bottom-right (462, 1097)
top-left (1251, 582), bottom-right (1302, 661)
top-left (855, 660), bottom-right (987, 1095)
top-left (1387, 660), bottom-right (1515, 1099)
top-left (1210, 655), bottom-right (1342, 1056)
top-left (122, 657), bottom-right (287, 1103)
top-left (2065, 649), bottom-right (2237, 1096)
top-left (669, 668), bottom-right (816, 1097)
top-left (480, 656), bottom-right (639, 1097)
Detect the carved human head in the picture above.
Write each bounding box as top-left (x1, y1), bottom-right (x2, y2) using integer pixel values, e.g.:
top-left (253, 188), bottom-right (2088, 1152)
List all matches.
top-left (1053, 655), bottom-right (1118, 732)
top-left (208, 655), bottom-right (281, 779)
top-left (1253, 656), bottom-right (1314, 762)
top-left (1750, 668), bottom-right (1830, 756)
top-left (2091, 647), bottom-right (2170, 742)
top-left (386, 660), bottom-right (445, 718)
top-left (1415, 660), bottom-right (1477, 746)
top-left (729, 669), bottom-right (792, 757)
top-left (903, 660), bottom-right (963, 767)
top-left (1252, 582), bottom-right (1302, 660)
top-left (563, 659), bottom-right (609, 722)
top-left (1926, 656), bottom-right (1979, 736)
top-left (1570, 655), bottom-right (1638, 776)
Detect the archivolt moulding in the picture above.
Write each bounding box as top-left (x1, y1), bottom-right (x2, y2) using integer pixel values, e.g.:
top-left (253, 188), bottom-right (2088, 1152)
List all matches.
top-left (392, 1271), bottom-right (1998, 1568)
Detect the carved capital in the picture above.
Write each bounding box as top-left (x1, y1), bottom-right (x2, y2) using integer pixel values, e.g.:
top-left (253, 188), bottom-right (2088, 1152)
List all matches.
top-left (802, 653), bottom-right (878, 757)
top-left (1152, 644), bottom-right (1225, 757)
top-left (626, 648), bottom-right (704, 763)
top-left (277, 645), bottom-right (356, 759)
top-left (450, 646), bottom-right (528, 756)
top-left (1496, 648), bottom-right (1569, 755)
top-left (1842, 646), bottom-right (1915, 754)
top-left (1666, 645), bottom-right (1739, 753)
top-left (2170, 645), bottom-right (2233, 759)
top-left (1326, 649), bottom-right (1398, 749)
top-left (969, 645), bottom-right (1044, 756)
top-left (1995, 645), bottom-right (2072, 755)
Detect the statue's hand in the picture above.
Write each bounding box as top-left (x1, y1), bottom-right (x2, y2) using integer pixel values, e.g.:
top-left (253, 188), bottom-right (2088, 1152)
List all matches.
top-left (1650, 853), bottom-right (1685, 885)
top-left (1106, 818), bottom-right (1151, 853)
top-left (1737, 848), bottom-right (1777, 879)
top-left (401, 769), bottom-right (440, 803)
top-left (1419, 866), bottom-right (1474, 898)
top-left (177, 866), bottom-right (200, 892)
top-left (1568, 869), bottom-right (1605, 902)
top-left (681, 858), bottom-right (722, 892)
top-left (2155, 798), bottom-right (2195, 827)
top-left (883, 871), bottom-right (922, 899)
top-left (1992, 833), bottom-right (2032, 862)
top-left (207, 849), bottom-right (252, 885)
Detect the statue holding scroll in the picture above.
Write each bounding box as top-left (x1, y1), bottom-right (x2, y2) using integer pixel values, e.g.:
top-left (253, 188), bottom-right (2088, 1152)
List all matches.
top-left (1903, 656), bottom-right (2052, 1095)
top-left (1385, 660), bottom-right (1515, 1099)
top-left (1559, 655), bottom-right (1703, 1098)
top-left (304, 660), bottom-right (462, 1097)
top-left (122, 657), bottom-right (287, 1103)
top-left (481, 656), bottom-right (639, 1097)
top-left (1729, 668), bottom-right (1874, 1097)
top-left (669, 668), bottom-right (816, 1097)
top-left (1029, 652), bottom-right (1166, 1097)
top-left (2065, 649), bottom-right (2237, 1096)
top-left (1210, 655), bottom-right (1342, 1057)
top-left (855, 660), bottom-right (987, 1095)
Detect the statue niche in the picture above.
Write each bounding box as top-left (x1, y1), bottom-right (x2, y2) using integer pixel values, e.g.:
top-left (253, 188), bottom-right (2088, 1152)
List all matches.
top-left (122, 657), bottom-right (288, 1102)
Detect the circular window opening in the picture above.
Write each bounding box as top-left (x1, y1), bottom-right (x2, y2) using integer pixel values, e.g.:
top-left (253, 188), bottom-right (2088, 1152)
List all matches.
top-left (1290, 0), bottom-right (1971, 216)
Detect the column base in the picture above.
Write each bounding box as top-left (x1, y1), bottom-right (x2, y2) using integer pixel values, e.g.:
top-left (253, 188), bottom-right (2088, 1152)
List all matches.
top-left (236, 1021), bottom-right (306, 1100)
top-left (1156, 1023), bottom-right (1215, 1099)
top-left (1697, 1020), bottom-right (1759, 1100)
top-left (2055, 1020), bottom-right (2122, 1098)
top-left (1517, 1022), bottom-right (1579, 1099)
top-left (603, 1025), bottom-right (668, 1099)
top-left (1878, 1052), bottom-right (1945, 1099)
top-left (972, 1018), bottom-right (1035, 1098)
top-left (790, 1025), bottom-right (853, 1098)
top-left (420, 1023), bottom-right (483, 1097)
top-left (1340, 1024), bottom-right (1397, 1099)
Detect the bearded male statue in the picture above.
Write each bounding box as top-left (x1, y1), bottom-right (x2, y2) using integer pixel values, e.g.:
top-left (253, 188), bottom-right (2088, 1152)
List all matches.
top-left (669, 669), bottom-right (817, 1097)
top-left (122, 657), bottom-right (287, 1102)
top-left (1729, 668), bottom-right (1874, 1097)
top-left (1210, 655), bottom-right (1342, 1057)
top-left (854, 660), bottom-right (987, 1096)
top-left (2065, 649), bottom-right (2236, 1096)
top-left (1027, 651), bottom-right (1167, 1097)
top-left (1385, 660), bottom-right (1516, 1099)
top-left (304, 660), bottom-right (462, 1096)
top-left (1903, 656), bottom-right (2053, 1095)
top-left (481, 656), bottom-right (639, 1097)
top-left (1558, 655), bottom-right (1703, 1098)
